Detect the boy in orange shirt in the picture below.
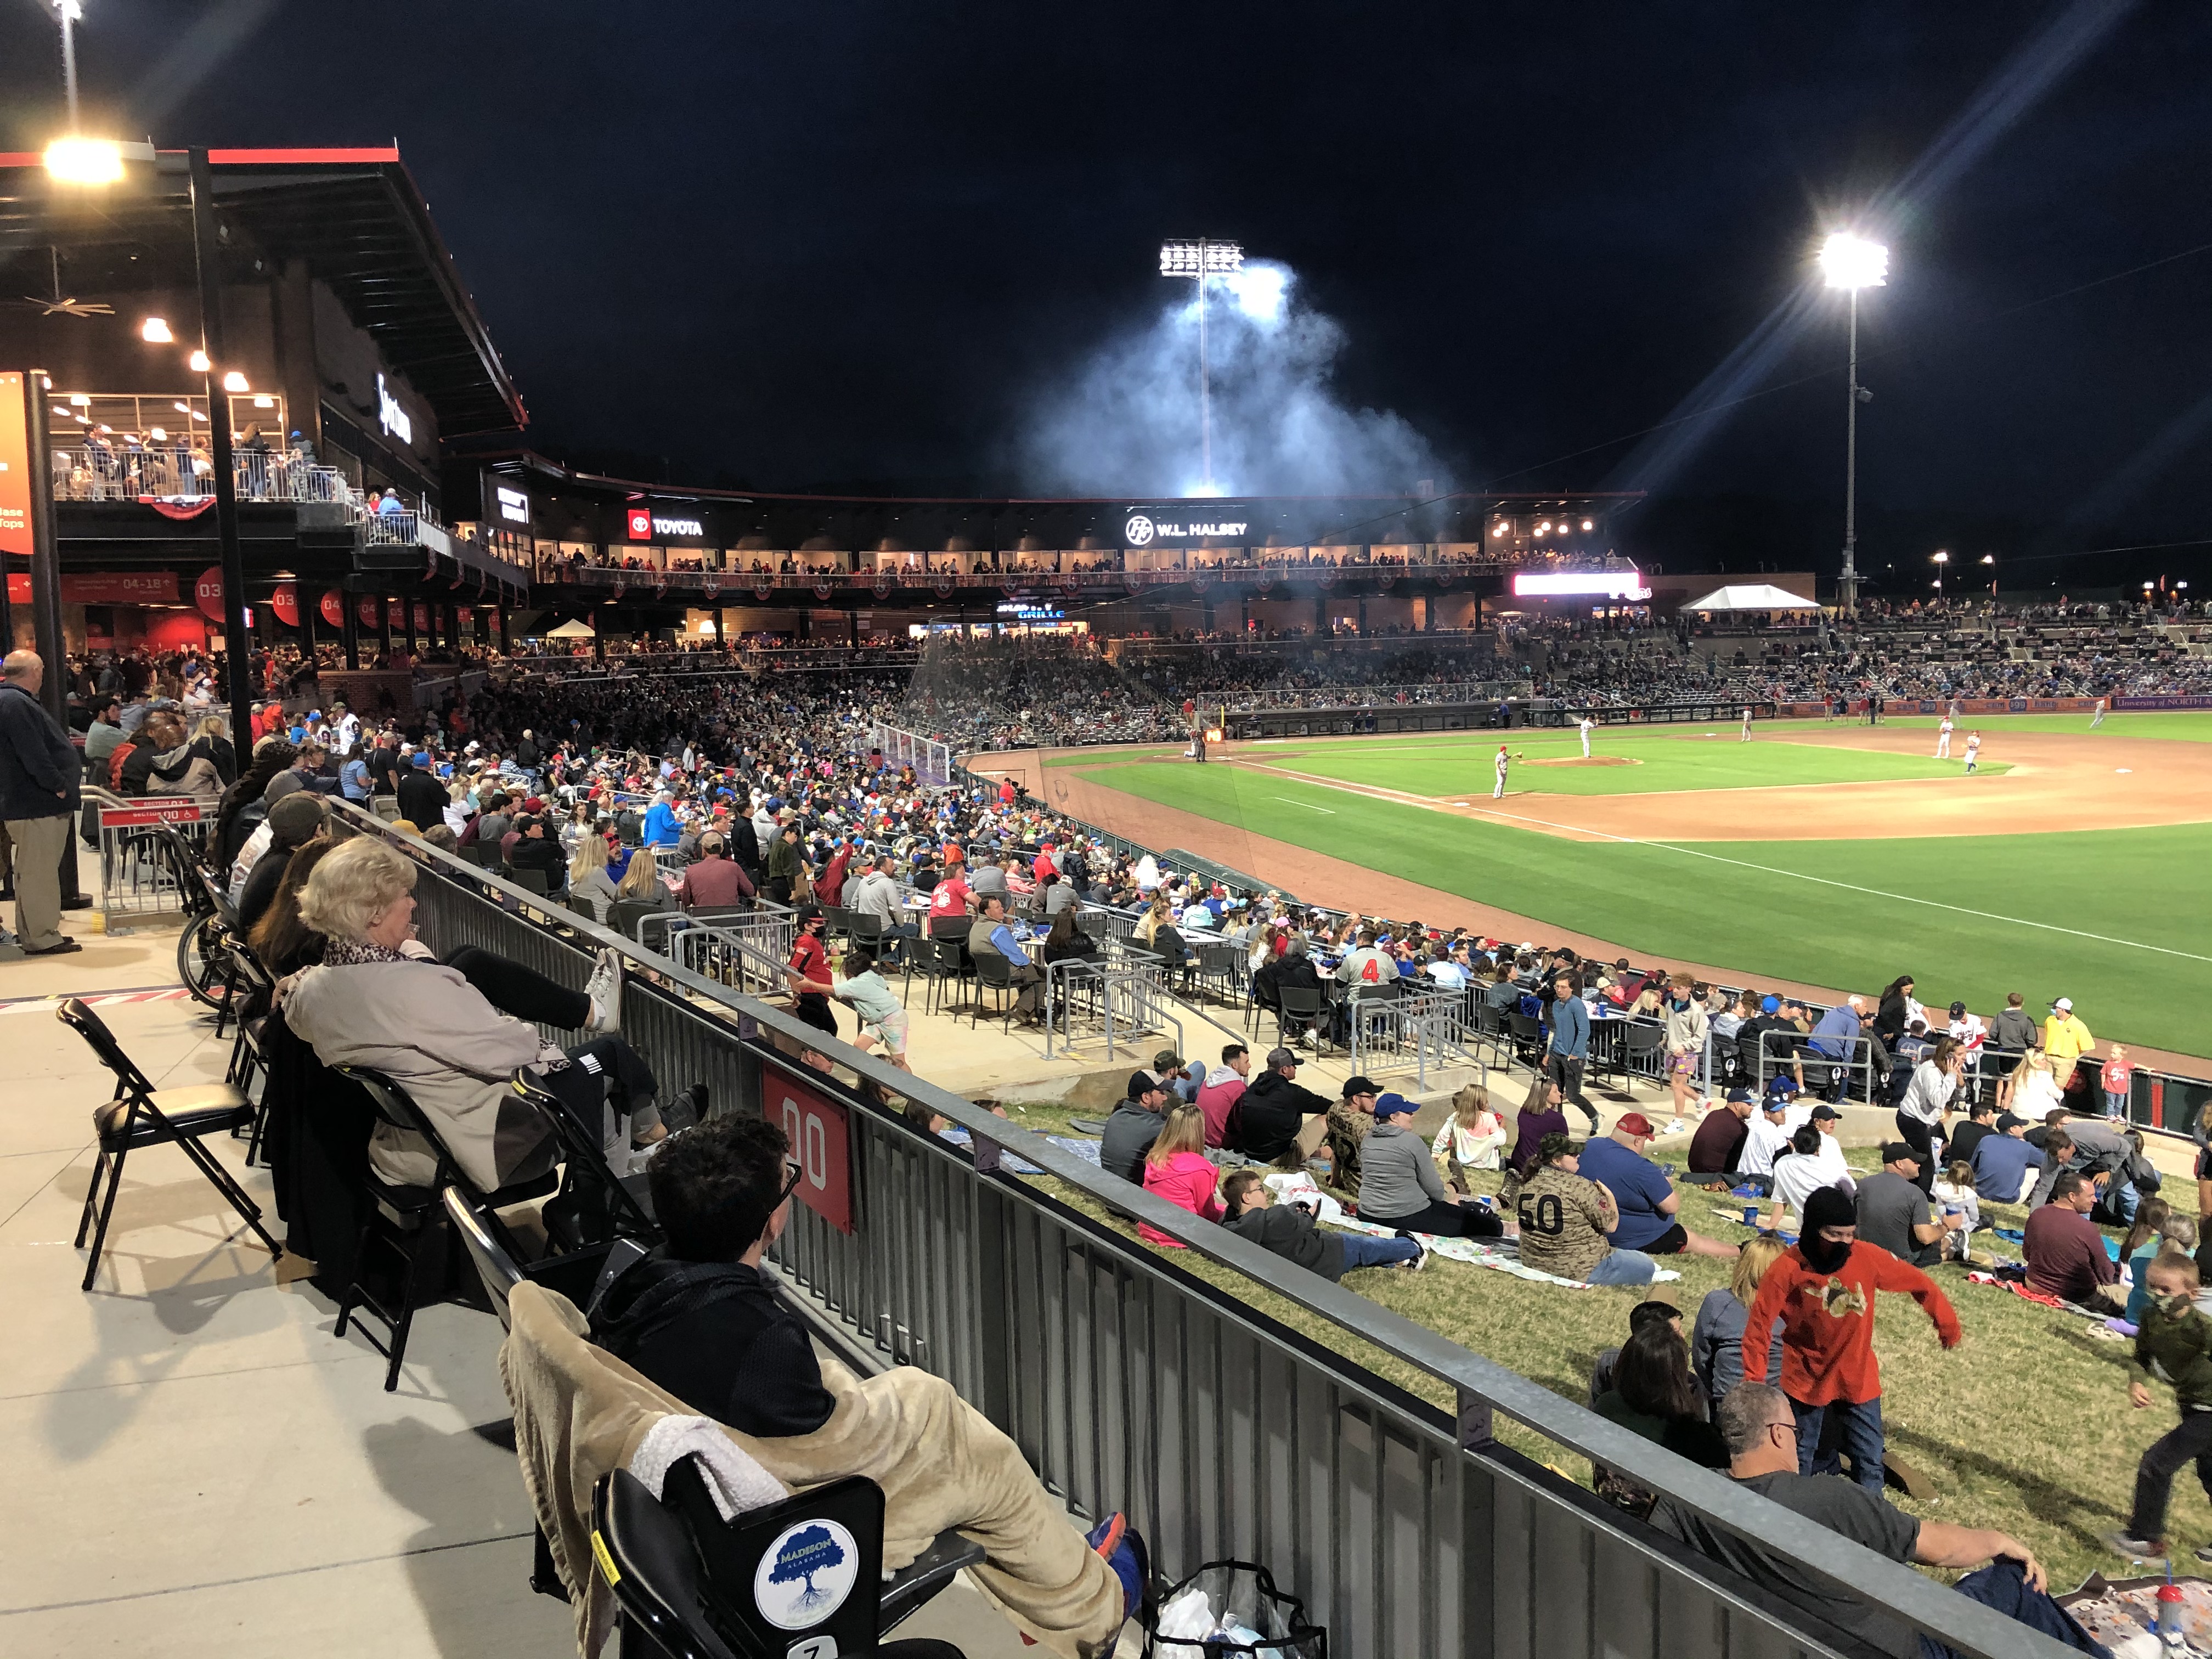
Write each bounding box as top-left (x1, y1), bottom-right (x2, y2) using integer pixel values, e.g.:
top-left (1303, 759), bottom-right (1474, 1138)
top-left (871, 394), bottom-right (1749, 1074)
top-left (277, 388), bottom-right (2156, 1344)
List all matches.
top-left (1743, 1186), bottom-right (1962, 1488)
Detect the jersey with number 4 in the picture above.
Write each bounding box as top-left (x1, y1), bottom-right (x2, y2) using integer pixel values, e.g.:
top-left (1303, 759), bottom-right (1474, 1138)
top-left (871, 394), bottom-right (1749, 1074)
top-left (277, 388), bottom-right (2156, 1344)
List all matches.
top-left (1514, 1165), bottom-right (1618, 1281)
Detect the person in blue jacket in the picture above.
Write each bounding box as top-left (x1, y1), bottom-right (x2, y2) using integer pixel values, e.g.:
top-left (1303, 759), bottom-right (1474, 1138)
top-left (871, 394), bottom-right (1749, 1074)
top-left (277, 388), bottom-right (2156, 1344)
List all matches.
top-left (1547, 972), bottom-right (1598, 1130)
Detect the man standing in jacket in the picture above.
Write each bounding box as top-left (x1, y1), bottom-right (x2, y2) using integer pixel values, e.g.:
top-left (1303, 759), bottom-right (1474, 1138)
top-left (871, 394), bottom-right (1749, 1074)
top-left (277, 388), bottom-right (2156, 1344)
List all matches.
top-left (0, 652), bottom-right (82, 955)
top-left (1546, 973), bottom-right (1598, 1131)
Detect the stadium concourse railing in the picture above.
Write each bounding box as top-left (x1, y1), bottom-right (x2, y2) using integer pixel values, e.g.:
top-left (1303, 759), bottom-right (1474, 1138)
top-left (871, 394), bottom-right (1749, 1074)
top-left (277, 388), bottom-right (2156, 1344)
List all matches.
top-left (321, 799), bottom-right (2071, 1659)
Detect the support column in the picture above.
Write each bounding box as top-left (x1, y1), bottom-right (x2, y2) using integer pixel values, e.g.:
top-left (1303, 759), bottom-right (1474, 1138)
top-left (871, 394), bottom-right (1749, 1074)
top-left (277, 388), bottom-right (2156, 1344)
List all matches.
top-left (403, 595), bottom-right (418, 660)
top-left (593, 607), bottom-right (606, 660)
top-left (443, 601), bottom-right (459, 651)
top-left (341, 589), bottom-right (360, 669)
top-left (377, 597), bottom-right (393, 663)
top-left (300, 592), bottom-right (318, 670)
top-left (22, 371), bottom-right (85, 907)
top-left (190, 150), bottom-right (252, 749)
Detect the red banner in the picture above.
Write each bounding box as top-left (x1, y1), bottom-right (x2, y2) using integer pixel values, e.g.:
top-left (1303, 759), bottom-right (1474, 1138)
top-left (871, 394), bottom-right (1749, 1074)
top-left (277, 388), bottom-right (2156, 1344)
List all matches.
top-left (357, 595), bottom-right (382, 628)
top-left (269, 582), bottom-right (299, 626)
top-left (99, 798), bottom-right (204, 828)
top-left (145, 496), bottom-right (217, 521)
top-left (194, 564), bottom-right (226, 623)
top-left (320, 588), bottom-right (345, 628)
top-left (4, 572), bottom-right (24, 605)
top-left (413, 601), bottom-right (432, 633)
top-left (763, 1066), bottom-right (854, 1233)
top-left (0, 371), bottom-right (29, 558)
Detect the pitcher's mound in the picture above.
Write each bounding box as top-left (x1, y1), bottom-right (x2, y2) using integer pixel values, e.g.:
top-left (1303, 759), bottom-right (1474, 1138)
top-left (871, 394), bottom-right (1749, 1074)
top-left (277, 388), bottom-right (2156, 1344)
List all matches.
top-left (1523, 755), bottom-right (1641, 768)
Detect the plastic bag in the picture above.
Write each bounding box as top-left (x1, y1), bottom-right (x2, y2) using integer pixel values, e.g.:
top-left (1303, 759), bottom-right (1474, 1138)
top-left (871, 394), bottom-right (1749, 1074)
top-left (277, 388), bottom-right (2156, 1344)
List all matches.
top-left (1144, 1560), bottom-right (1327, 1658)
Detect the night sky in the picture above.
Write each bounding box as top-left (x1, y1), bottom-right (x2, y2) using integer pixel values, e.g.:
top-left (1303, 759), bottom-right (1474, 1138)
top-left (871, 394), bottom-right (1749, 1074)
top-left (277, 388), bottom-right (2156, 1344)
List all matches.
top-left (5, 1), bottom-right (2210, 589)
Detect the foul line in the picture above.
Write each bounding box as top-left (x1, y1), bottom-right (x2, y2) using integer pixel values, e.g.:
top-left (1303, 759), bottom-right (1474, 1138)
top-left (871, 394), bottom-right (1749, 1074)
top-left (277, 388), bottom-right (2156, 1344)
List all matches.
top-left (1271, 795), bottom-right (1335, 813)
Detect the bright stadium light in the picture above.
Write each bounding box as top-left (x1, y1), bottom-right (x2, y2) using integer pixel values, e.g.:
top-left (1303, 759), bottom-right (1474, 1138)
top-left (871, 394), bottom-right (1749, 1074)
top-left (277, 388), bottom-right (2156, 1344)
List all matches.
top-left (1819, 232), bottom-right (1889, 290)
top-left (1821, 229), bottom-right (1889, 617)
top-left (140, 315), bottom-right (171, 342)
top-left (43, 135), bottom-right (122, 184)
top-left (221, 370), bottom-right (249, 392)
top-left (1160, 237), bottom-right (1245, 494)
top-left (188, 349), bottom-right (210, 372)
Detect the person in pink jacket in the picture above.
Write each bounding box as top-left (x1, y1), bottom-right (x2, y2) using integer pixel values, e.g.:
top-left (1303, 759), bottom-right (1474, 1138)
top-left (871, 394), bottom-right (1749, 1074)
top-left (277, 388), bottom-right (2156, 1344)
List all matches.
top-left (1139, 1105), bottom-right (1225, 1247)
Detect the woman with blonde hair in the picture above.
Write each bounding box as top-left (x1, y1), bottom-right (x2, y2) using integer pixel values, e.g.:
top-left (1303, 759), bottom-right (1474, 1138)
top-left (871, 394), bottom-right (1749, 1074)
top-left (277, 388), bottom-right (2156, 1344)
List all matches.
top-left (1137, 1104), bottom-right (1224, 1248)
top-left (568, 828), bottom-right (621, 921)
top-left (1690, 1233), bottom-right (1788, 1413)
top-left (617, 844), bottom-right (672, 905)
top-left (1432, 1084), bottom-right (1508, 1192)
top-left (284, 836), bottom-right (682, 1194)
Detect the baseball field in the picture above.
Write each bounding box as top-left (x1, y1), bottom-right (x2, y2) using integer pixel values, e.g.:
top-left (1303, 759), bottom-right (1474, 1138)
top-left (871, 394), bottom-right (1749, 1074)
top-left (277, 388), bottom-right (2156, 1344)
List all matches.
top-left (978, 714), bottom-right (2212, 1063)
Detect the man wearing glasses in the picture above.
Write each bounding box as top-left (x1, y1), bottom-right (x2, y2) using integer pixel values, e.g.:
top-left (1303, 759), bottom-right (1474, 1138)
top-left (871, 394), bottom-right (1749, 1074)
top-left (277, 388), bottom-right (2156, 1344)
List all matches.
top-left (1655, 1383), bottom-right (2092, 1656)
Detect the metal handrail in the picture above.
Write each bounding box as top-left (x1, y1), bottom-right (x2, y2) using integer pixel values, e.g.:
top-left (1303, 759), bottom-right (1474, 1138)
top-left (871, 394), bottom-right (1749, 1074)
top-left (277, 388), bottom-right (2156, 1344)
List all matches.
top-left (319, 799), bottom-right (2071, 1659)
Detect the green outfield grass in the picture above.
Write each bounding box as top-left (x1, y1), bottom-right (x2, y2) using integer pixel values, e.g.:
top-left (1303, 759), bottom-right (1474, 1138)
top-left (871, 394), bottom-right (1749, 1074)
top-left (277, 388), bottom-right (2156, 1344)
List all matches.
top-left (1068, 757), bottom-right (2212, 1056)
top-left (1878, 711), bottom-right (2212, 742)
top-left (1242, 729), bottom-right (2009, 797)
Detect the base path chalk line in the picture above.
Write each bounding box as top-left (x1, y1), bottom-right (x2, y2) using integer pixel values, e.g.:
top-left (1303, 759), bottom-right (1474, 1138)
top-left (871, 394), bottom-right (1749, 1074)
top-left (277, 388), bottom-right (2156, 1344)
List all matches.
top-left (1270, 795), bottom-right (1336, 813)
top-left (1237, 766), bottom-right (2212, 968)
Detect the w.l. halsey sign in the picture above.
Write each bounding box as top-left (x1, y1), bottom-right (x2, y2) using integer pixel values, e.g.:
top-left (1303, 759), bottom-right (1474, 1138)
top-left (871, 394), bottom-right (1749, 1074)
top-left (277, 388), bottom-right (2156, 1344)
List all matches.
top-left (1122, 509), bottom-right (1249, 547)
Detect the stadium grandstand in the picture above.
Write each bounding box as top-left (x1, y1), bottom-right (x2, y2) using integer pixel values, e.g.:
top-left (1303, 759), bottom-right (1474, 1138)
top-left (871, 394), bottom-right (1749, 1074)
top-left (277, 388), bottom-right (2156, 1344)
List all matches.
top-left (10, 144), bottom-right (2212, 1659)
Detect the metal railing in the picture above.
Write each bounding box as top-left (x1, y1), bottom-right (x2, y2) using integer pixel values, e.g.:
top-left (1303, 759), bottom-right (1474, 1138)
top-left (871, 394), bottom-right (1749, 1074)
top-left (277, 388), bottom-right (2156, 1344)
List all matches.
top-left (868, 721), bottom-right (955, 787)
top-left (50, 444), bottom-right (363, 510)
top-left (319, 799), bottom-right (2067, 1659)
top-left (1345, 984), bottom-right (1487, 1091)
top-left (79, 785), bottom-right (221, 920)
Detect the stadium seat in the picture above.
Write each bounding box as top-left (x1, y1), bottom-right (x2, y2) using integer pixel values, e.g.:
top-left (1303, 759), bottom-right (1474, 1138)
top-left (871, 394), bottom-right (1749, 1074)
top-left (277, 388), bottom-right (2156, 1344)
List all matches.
top-left (507, 1069), bottom-right (663, 1250)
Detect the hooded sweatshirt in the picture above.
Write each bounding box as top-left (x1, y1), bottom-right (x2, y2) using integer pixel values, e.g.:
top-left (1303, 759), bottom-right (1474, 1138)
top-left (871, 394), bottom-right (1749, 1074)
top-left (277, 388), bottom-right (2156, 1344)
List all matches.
top-left (1227, 1069), bottom-right (1331, 1164)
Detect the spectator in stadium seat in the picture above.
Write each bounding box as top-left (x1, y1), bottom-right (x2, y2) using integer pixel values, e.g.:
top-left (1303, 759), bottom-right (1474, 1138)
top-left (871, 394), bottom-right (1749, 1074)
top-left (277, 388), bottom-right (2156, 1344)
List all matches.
top-left (969, 893), bottom-right (1045, 1023)
top-left (236, 792), bottom-right (329, 938)
top-left (1101, 1071), bottom-right (1171, 1181)
top-left (1220, 1168), bottom-right (1421, 1277)
top-left (1580, 1113), bottom-right (1738, 1259)
top-left (1224, 1047), bottom-right (1330, 1167)
top-left (1356, 1096), bottom-right (1505, 1238)
top-left (583, 1113), bottom-right (1146, 1655)
top-left (2023, 1171), bottom-right (2126, 1310)
top-left (1806, 994), bottom-right (1884, 1095)
top-left (507, 814), bottom-right (567, 893)
top-left (1654, 1383), bottom-right (2086, 1658)
top-left (673, 832), bottom-right (754, 909)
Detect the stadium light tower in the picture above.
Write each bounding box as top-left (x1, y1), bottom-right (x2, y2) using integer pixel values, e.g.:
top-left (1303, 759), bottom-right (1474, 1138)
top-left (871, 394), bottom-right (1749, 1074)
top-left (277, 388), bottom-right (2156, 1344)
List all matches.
top-left (1819, 230), bottom-right (1887, 616)
top-left (1160, 238), bottom-right (1243, 494)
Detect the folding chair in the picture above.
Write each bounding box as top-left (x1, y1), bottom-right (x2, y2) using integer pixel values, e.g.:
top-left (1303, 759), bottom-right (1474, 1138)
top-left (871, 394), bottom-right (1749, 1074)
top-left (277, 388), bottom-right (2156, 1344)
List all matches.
top-left (512, 866), bottom-right (552, 896)
top-left (446, 1185), bottom-right (643, 1333)
top-left (592, 1460), bottom-right (979, 1659)
top-left (59, 997), bottom-right (279, 1293)
top-left (506, 1069), bottom-right (664, 1251)
top-left (970, 952), bottom-right (1022, 1033)
top-left (1277, 985), bottom-right (1326, 1052)
top-left (330, 1065), bottom-right (559, 1390)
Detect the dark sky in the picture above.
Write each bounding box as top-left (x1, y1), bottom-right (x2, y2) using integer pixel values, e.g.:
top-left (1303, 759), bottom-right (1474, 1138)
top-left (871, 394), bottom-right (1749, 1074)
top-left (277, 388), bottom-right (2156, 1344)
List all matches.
top-left (7, 1), bottom-right (2211, 583)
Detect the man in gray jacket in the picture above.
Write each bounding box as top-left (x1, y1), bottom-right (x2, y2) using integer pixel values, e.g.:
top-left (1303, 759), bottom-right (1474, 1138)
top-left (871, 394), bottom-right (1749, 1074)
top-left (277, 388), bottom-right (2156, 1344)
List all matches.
top-left (1354, 1096), bottom-right (1508, 1238)
top-left (0, 651), bottom-right (82, 955)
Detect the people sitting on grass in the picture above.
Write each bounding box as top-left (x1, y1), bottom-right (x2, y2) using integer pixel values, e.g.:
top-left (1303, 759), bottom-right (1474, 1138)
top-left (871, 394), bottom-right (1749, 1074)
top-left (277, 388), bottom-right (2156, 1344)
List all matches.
top-left (1945, 1097), bottom-right (1998, 1175)
top-left (1852, 1143), bottom-right (1963, 1269)
top-left (2108, 1251), bottom-right (2212, 1563)
top-left (1767, 1116), bottom-right (1854, 1234)
top-left (1432, 1084), bottom-right (1508, 1193)
top-left (1970, 1111), bottom-right (2045, 1204)
top-left (1734, 1092), bottom-right (1791, 1196)
top-left (1742, 1186), bottom-right (1963, 1491)
top-left (1513, 1132), bottom-right (1657, 1285)
top-left (1194, 1041), bottom-right (1249, 1147)
top-left (1327, 1075), bottom-right (1380, 1187)
top-left (1930, 1160), bottom-right (1983, 1246)
top-left (1223, 1046), bottom-right (1330, 1168)
top-left (2022, 1171), bottom-right (2126, 1312)
top-left (1101, 1070), bottom-right (1170, 1181)
top-left (1218, 1167), bottom-right (1423, 1278)
top-left (587, 1113), bottom-right (1148, 1655)
top-left (1589, 1299), bottom-right (1683, 1403)
top-left (1655, 1383), bottom-right (2097, 1659)
top-left (1507, 1073), bottom-right (1572, 1182)
top-left (1685, 1088), bottom-right (1753, 1184)
top-left (1356, 1095), bottom-right (1506, 1238)
top-left (1138, 1105), bottom-right (1226, 1248)
top-left (1593, 1316), bottom-right (1730, 1512)
top-left (1691, 1236), bottom-right (1788, 1415)
top-left (1579, 1113), bottom-right (1738, 1260)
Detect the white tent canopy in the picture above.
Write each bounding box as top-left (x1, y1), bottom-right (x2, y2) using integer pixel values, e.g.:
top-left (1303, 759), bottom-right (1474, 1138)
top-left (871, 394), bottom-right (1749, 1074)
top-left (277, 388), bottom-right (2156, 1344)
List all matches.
top-left (544, 618), bottom-right (596, 638)
top-left (1678, 583), bottom-right (1822, 613)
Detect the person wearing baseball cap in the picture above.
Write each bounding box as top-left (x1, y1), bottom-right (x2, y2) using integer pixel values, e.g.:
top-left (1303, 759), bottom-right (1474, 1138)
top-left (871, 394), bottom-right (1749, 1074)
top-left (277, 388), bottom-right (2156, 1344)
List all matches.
top-left (2042, 996), bottom-right (2096, 1092)
top-left (1101, 1071), bottom-right (1171, 1182)
top-left (1355, 1094), bottom-right (1505, 1238)
top-left (1327, 1075), bottom-right (1383, 1187)
top-left (1968, 1110), bottom-right (2049, 1206)
top-left (1223, 1046), bottom-right (1332, 1166)
top-left (1855, 1144), bottom-right (1961, 1268)
top-left (1737, 1090), bottom-right (1791, 1194)
top-left (1578, 1113), bottom-right (1737, 1259)
top-left (1686, 1088), bottom-right (1756, 1184)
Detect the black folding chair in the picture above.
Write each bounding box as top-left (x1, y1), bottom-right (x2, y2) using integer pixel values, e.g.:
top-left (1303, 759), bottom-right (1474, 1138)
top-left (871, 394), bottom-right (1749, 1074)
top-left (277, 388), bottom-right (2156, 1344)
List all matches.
top-left (330, 1065), bottom-right (560, 1390)
top-left (507, 1068), bottom-right (664, 1251)
top-left (59, 997), bottom-right (279, 1292)
top-left (445, 1185), bottom-right (642, 1333)
top-left (592, 1459), bottom-right (979, 1659)
top-left (1276, 985), bottom-right (1327, 1051)
top-left (970, 951), bottom-right (1022, 1032)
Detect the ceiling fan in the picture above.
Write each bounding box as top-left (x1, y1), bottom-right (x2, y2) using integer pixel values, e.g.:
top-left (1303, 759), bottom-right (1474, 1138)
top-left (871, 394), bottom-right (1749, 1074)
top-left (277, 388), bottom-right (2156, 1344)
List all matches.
top-left (14, 247), bottom-right (113, 317)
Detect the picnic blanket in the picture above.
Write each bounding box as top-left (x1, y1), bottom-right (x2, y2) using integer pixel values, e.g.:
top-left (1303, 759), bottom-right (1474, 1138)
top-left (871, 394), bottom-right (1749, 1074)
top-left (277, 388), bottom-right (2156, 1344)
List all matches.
top-left (1965, 1270), bottom-right (2112, 1319)
top-left (2059, 1570), bottom-right (2212, 1656)
top-left (1260, 1173), bottom-right (1682, 1289)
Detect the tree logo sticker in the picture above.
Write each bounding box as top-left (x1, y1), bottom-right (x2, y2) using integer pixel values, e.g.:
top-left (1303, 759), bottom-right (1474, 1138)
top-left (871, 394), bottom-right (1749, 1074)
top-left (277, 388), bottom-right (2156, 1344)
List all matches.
top-left (754, 1517), bottom-right (860, 1629)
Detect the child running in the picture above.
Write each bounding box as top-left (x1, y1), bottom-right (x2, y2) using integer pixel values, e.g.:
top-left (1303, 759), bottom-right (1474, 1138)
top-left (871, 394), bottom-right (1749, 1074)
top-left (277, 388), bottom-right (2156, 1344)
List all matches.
top-left (2108, 1251), bottom-right (2212, 1562)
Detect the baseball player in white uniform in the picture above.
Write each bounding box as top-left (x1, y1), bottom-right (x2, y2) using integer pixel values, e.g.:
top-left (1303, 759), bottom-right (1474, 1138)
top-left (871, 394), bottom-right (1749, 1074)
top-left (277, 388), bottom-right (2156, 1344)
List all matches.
top-left (1579, 715), bottom-right (1594, 758)
top-left (2092, 697), bottom-right (2107, 729)
top-left (1935, 716), bottom-right (1954, 760)
top-left (1964, 731), bottom-right (1982, 773)
top-left (1492, 744), bottom-right (1509, 799)
top-left (1739, 707), bottom-right (1752, 742)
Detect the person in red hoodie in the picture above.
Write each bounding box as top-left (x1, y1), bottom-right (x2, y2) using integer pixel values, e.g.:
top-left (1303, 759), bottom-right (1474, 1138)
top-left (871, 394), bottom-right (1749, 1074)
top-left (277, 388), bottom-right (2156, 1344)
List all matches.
top-left (1742, 1184), bottom-right (1962, 1489)
top-left (814, 838), bottom-right (853, 907)
top-left (1138, 1105), bottom-right (1225, 1248)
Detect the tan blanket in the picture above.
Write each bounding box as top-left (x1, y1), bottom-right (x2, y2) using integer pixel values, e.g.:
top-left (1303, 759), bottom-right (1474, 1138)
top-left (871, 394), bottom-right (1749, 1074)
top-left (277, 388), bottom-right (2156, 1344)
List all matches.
top-left (500, 1280), bottom-right (1122, 1658)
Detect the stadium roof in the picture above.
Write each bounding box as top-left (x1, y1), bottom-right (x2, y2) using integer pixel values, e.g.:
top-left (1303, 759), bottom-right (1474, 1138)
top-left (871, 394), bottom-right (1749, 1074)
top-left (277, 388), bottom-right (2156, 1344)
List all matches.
top-left (0, 146), bottom-right (526, 436)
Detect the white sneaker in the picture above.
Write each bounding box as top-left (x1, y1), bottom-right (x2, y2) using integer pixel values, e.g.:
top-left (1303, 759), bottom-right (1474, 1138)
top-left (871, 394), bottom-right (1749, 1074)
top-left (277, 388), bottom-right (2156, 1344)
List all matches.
top-left (587, 947), bottom-right (623, 1032)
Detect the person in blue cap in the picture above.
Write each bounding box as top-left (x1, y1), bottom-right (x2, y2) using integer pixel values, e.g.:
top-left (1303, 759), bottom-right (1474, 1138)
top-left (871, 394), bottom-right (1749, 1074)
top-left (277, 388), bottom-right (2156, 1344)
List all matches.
top-left (1356, 1094), bottom-right (1508, 1238)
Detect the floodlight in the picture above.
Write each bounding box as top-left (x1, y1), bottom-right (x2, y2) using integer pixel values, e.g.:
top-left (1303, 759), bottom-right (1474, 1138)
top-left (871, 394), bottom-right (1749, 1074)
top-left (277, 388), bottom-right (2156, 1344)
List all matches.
top-left (43, 136), bottom-right (123, 185)
top-left (1932, 550), bottom-right (1949, 563)
top-left (188, 350), bottom-right (210, 372)
top-left (140, 316), bottom-right (172, 342)
top-left (1581, 518), bottom-right (1593, 531)
top-left (1819, 232), bottom-right (1888, 291)
top-left (221, 370), bottom-right (249, 392)
top-left (1160, 238), bottom-right (1243, 276)
top-left (67, 392), bottom-right (88, 405)
top-left (149, 426), bottom-right (166, 439)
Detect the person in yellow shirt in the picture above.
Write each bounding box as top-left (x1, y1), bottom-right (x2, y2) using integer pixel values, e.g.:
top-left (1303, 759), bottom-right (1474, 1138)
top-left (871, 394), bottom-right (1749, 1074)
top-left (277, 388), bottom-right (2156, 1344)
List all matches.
top-left (2042, 996), bottom-right (2095, 1089)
